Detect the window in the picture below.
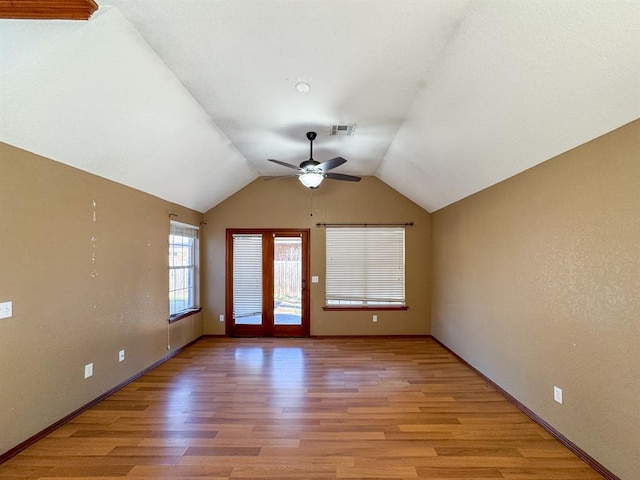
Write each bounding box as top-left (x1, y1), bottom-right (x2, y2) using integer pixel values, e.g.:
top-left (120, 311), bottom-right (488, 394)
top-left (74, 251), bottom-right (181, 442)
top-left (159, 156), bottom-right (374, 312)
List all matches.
top-left (325, 226), bottom-right (406, 307)
top-left (169, 221), bottom-right (199, 318)
top-left (231, 233), bottom-right (263, 324)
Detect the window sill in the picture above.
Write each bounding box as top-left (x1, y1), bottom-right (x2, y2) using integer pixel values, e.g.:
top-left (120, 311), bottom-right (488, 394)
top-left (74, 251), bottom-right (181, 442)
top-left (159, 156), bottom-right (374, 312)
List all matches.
top-left (323, 306), bottom-right (408, 312)
top-left (169, 308), bottom-right (202, 324)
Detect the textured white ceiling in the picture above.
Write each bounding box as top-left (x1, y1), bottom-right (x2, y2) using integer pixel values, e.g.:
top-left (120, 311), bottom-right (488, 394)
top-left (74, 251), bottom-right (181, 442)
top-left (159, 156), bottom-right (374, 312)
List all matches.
top-left (1, 0), bottom-right (638, 212)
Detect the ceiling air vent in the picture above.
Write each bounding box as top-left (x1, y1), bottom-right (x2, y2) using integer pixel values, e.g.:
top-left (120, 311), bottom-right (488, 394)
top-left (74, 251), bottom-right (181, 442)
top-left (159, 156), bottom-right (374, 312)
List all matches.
top-left (330, 124), bottom-right (356, 136)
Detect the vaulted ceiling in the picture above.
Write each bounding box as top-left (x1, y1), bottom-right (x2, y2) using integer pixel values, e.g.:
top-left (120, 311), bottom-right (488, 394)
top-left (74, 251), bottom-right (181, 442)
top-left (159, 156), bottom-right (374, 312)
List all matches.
top-left (1, 1), bottom-right (638, 213)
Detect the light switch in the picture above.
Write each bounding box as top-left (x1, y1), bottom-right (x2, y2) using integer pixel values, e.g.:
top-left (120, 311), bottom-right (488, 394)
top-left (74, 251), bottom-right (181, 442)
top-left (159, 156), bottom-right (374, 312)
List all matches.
top-left (0, 301), bottom-right (12, 319)
top-left (311, 276), bottom-right (319, 283)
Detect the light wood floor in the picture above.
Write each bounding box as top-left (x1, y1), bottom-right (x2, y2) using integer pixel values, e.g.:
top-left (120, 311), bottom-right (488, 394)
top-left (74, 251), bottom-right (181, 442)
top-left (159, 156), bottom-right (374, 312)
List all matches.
top-left (1, 337), bottom-right (603, 479)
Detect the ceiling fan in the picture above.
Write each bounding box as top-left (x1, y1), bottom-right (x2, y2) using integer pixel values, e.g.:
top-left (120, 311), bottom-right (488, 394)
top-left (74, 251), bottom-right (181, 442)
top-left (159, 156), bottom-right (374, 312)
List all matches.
top-left (267, 131), bottom-right (361, 188)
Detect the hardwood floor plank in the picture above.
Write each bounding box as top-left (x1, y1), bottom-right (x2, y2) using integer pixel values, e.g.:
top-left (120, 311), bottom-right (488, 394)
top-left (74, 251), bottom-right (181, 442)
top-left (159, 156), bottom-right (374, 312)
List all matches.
top-left (434, 447), bottom-right (522, 457)
top-left (499, 467), bottom-right (604, 479)
top-left (0, 338), bottom-right (605, 479)
top-left (127, 463), bottom-right (233, 478)
top-left (0, 465), bottom-right (54, 478)
top-left (415, 465), bottom-right (504, 478)
top-left (43, 465), bottom-right (134, 477)
top-left (184, 446), bottom-right (261, 456)
top-left (337, 464), bottom-right (418, 479)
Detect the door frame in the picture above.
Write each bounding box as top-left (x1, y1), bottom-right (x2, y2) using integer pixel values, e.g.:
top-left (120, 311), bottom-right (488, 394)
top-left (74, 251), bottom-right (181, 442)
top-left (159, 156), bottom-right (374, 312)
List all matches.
top-left (225, 228), bottom-right (310, 337)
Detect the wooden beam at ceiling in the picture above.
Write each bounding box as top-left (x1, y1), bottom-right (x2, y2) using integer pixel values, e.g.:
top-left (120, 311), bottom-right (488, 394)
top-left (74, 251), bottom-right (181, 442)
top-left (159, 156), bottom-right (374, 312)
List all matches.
top-left (0, 0), bottom-right (98, 20)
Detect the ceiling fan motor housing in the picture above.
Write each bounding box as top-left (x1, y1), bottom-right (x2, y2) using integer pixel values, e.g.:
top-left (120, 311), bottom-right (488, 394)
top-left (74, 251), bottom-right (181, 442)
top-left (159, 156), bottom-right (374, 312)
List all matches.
top-left (300, 159), bottom-right (320, 171)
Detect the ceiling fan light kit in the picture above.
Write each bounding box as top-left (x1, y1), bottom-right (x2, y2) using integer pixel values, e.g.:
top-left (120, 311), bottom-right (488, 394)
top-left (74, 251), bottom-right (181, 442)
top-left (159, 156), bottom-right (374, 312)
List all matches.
top-left (299, 172), bottom-right (324, 189)
top-left (267, 131), bottom-right (361, 189)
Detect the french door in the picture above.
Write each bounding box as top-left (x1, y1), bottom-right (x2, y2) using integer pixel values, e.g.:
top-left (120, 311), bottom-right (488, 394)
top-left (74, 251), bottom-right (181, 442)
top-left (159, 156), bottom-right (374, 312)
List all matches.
top-left (226, 229), bottom-right (310, 337)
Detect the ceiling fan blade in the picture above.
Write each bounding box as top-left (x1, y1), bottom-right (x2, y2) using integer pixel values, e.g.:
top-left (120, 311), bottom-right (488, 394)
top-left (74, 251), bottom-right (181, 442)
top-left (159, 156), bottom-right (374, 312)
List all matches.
top-left (325, 172), bottom-right (361, 182)
top-left (264, 175), bottom-right (297, 181)
top-left (318, 156), bottom-right (347, 172)
top-left (267, 158), bottom-right (301, 170)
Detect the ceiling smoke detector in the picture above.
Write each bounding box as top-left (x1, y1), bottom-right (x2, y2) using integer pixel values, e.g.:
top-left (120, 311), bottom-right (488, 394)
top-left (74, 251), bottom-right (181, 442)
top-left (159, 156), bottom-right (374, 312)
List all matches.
top-left (330, 124), bottom-right (356, 136)
top-left (295, 81), bottom-right (310, 93)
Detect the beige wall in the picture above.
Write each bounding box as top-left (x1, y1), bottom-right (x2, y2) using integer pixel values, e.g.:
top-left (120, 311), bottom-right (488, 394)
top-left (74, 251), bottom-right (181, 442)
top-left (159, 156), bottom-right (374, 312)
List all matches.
top-left (431, 120), bottom-right (640, 479)
top-left (0, 143), bottom-right (203, 456)
top-left (202, 176), bottom-right (431, 336)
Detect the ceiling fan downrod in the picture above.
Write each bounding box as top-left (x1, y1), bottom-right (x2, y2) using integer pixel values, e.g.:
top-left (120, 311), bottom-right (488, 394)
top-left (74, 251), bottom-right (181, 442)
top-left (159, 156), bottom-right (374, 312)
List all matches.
top-left (300, 131), bottom-right (318, 170)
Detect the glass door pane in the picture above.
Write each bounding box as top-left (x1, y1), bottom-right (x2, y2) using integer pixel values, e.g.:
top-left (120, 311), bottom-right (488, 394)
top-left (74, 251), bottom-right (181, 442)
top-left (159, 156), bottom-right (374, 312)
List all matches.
top-left (273, 236), bottom-right (302, 326)
top-left (232, 234), bottom-right (263, 325)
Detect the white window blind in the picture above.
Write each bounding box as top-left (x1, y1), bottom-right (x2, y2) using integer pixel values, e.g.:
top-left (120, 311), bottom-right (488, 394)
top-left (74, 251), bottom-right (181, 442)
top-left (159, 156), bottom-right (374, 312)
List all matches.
top-left (232, 234), bottom-right (263, 321)
top-left (169, 221), bottom-right (199, 315)
top-left (325, 227), bottom-right (405, 306)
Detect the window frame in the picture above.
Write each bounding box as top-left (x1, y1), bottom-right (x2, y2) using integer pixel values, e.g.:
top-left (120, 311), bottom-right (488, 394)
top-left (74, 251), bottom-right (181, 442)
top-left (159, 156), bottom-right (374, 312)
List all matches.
top-left (169, 221), bottom-right (201, 323)
top-left (324, 226), bottom-right (408, 311)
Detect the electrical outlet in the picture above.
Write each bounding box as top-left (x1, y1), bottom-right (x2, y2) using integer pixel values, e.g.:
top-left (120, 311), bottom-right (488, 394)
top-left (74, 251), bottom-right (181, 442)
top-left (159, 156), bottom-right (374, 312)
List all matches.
top-left (84, 363), bottom-right (93, 379)
top-left (0, 301), bottom-right (12, 319)
top-left (219, 314), bottom-right (225, 322)
top-left (373, 314), bottom-right (378, 323)
top-left (554, 386), bottom-right (563, 404)
top-left (118, 350), bottom-right (125, 362)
